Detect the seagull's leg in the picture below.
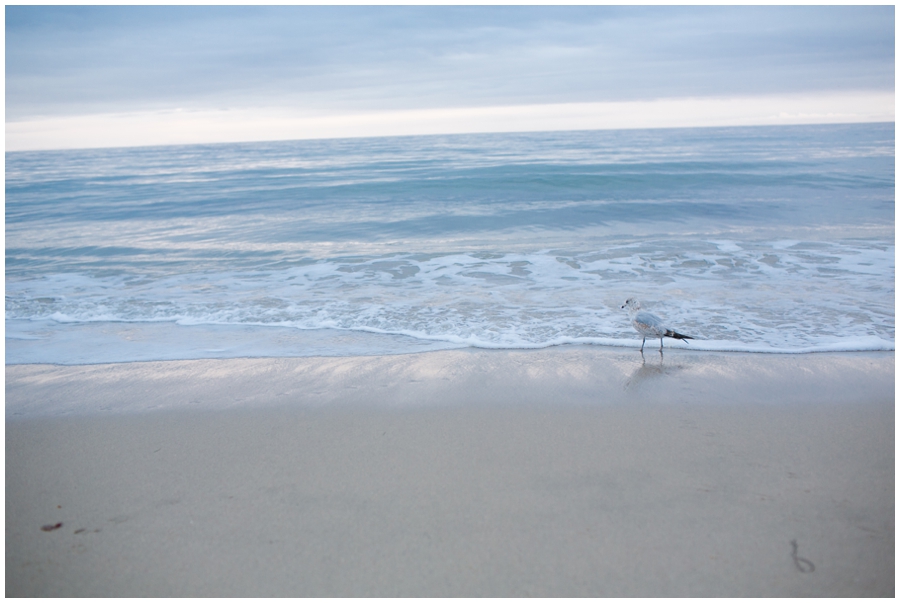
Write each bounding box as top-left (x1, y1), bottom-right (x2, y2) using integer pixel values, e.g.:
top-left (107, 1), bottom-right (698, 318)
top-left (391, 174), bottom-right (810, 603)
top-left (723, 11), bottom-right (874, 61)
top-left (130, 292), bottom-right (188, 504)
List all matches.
top-left (640, 337), bottom-right (645, 352)
top-left (659, 336), bottom-right (664, 350)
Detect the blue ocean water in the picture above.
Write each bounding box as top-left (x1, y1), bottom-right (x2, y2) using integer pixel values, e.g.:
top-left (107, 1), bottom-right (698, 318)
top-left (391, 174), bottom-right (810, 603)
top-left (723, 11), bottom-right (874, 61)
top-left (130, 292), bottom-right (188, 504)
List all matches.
top-left (6, 123), bottom-right (895, 364)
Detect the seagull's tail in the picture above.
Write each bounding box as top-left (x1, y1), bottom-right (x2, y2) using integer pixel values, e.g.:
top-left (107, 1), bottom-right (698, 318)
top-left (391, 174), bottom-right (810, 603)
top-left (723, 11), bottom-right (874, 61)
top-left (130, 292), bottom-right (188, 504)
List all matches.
top-left (665, 330), bottom-right (694, 343)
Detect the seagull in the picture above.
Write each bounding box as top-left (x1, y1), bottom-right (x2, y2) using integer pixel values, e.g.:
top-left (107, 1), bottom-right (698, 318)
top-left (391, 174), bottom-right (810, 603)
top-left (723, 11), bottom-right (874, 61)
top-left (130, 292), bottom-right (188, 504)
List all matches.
top-left (621, 298), bottom-right (694, 352)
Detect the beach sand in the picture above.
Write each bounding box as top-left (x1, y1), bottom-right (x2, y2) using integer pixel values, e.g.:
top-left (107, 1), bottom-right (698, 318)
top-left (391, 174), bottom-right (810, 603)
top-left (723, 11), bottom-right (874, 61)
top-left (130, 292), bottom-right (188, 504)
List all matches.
top-left (6, 347), bottom-right (894, 596)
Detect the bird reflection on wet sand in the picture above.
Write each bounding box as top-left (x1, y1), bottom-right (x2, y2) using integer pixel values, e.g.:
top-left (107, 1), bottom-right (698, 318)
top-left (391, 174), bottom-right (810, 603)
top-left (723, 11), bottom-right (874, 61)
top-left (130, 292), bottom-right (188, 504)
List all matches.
top-left (624, 350), bottom-right (687, 391)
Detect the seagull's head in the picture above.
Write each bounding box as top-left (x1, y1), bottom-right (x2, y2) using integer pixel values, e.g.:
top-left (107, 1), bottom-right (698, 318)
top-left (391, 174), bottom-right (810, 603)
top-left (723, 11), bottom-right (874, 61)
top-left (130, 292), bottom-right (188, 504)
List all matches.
top-left (621, 298), bottom-right (641, 312)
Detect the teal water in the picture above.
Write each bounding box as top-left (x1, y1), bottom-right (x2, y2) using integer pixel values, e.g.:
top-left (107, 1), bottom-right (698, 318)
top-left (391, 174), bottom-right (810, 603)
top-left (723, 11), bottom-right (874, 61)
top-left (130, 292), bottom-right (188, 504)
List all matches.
top-left (6, 123), bottom-right (895, 363)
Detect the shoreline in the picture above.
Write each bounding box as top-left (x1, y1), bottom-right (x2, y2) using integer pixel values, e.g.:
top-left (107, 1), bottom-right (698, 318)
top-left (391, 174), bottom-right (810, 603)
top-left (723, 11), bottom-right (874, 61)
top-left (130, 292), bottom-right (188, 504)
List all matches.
top-left (6, 347), bottom-right (894, 596)
top-left (7, 320), bottom-right (894, 367)
top-left (7, 345), bottom-right (898, 370)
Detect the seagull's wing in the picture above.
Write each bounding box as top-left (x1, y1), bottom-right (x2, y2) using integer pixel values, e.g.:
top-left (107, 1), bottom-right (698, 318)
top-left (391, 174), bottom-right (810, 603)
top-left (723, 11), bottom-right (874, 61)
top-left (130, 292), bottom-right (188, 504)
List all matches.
top-left (634, 311), bottom-right (664, 329)
top-left (633, 311), bottom-right (666, 337)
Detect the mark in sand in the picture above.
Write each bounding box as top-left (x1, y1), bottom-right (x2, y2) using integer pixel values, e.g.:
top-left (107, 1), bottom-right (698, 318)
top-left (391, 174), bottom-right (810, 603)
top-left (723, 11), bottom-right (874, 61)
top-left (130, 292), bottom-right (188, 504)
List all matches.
top-left (790, 539), bottom-right (815, 573)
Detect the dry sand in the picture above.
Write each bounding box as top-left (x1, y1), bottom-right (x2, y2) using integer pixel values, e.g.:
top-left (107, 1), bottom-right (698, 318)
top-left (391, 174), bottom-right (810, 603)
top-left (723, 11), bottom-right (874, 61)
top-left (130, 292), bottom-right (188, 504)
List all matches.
top-left (5, 347), bottom-right (895, 596)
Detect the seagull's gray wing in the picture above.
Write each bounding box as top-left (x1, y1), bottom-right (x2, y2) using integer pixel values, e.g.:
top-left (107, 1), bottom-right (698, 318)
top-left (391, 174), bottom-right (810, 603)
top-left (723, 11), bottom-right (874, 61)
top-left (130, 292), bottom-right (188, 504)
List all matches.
top-left (633, 311), bottom-right (667, 337)
top-left (634, 311), bottom-right (664, 328)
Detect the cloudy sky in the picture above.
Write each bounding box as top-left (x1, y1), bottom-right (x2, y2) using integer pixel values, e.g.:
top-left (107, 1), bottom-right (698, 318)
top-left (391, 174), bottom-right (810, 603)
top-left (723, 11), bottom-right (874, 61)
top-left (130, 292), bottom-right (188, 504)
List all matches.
top-left (6, 6), bottom-right (895, 150)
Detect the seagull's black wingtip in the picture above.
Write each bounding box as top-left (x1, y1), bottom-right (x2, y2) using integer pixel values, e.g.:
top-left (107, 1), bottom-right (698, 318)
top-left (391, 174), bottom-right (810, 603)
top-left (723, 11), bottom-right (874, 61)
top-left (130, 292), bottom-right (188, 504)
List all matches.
top-left (665, 330), bottom-right (694, 341)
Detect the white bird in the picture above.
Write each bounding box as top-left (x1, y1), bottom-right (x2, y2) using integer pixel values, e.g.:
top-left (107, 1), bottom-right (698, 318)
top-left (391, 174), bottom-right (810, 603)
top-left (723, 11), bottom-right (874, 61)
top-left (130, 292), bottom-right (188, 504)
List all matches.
top-left (621, 298), bottom-right (694, 352)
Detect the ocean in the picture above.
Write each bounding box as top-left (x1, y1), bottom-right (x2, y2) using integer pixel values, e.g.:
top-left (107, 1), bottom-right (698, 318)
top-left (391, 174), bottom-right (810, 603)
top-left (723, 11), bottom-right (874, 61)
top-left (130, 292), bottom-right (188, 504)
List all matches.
top-left (6, 123), bottom-right (894, 364)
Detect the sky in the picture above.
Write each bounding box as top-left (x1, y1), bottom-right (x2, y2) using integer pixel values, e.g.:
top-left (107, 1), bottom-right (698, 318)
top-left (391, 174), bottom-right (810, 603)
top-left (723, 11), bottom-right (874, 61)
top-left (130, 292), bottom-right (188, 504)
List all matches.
top-left (5, 5), bottom-right (896, 151)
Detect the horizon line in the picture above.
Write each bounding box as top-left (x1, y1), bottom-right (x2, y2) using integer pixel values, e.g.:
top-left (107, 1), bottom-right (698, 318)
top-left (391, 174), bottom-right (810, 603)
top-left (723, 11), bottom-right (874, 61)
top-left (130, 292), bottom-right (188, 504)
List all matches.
top-left (6, 91), bottom-right (894, 152)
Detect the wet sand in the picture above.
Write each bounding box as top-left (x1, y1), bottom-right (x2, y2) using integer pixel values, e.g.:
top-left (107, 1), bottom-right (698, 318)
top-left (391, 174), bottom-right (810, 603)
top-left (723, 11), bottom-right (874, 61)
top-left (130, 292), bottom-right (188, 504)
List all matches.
top-left (6, 348), bottom-right (894, 596)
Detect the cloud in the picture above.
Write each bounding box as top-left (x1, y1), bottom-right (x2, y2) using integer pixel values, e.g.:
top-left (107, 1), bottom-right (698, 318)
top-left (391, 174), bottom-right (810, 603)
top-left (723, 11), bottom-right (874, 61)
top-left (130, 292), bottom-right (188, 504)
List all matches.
top-left (6, 6), bottom-right (894, 149)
